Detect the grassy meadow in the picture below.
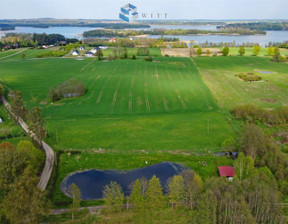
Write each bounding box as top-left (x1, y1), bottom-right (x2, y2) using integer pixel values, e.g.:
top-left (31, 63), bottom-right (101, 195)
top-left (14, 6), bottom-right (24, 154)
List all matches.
top-left (194, 56), bottom-right (288, 109)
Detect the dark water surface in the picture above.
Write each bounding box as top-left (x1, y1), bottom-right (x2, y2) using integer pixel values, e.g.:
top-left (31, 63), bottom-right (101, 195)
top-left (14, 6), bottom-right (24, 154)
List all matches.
top-left (61, 162), bottom-right (187, 200)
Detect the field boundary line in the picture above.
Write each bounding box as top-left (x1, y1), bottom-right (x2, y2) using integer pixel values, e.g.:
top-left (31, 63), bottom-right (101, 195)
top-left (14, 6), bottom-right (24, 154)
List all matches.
top-left (0, 49), bottom-right (26, 60)
top-left (1, 96), bottom-right (54, 192)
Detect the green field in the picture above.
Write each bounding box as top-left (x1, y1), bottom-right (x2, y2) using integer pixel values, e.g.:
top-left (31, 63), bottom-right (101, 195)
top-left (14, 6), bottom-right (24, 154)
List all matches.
top-left (194, 56), bottom-right (288, 109)
top-left (0, 55), bottom-right (235, 152)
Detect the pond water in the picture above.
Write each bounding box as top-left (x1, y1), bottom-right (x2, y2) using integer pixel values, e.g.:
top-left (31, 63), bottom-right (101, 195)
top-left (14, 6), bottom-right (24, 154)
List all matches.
top-left (61, 162), bottom-right (187, 200)
top-left (257, 71), bottom-right (273, 74)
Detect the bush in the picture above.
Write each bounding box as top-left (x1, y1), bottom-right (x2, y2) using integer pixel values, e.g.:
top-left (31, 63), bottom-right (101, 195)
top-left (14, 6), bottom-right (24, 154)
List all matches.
top-left (131, 54), bottom-right (136, 60)
top-left (236, 72), bottom-right (262, 82)
top-left (222, 46), bottom-right (230, 56)
top-left (144, 56), bottom-right (153, 62)
top-left (48, 78), bottom-right (86, 102)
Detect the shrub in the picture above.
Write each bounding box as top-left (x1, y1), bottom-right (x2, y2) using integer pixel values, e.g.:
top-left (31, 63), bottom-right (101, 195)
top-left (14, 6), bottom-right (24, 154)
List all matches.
top-left (222, 46), bottom-right (230, 56)
top-left (144, 56), bottom-right (153, 62)
top-left (131, 54), bottom-right (136, 60)
top-left (236, 72), bottom-right (262, 82)
top-left (36, 51), bottom-right (66, 58)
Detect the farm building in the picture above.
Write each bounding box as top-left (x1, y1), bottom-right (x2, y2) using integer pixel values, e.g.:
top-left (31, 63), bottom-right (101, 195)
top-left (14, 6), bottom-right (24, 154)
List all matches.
top-left (72, 50), bottom-right (80, 56)
top-left (79, 46), bottom-right (86, 51)
top-left (85, 51), bottom-right (94, 57)
top-left (218, 166), bottom-right (235, 181)
top-left (99, 45), bottom-right (108, 50)
top-left (0, 117), bottom-right (2, 123)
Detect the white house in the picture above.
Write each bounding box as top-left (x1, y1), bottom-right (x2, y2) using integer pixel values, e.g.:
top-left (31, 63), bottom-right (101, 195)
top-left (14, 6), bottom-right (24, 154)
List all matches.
top-left (90, 48), bottom-right (99, 54)
top-left (85, 51), bottom-right (94, 57)
top-left (0, 117), bottom-right (3, 124)
top-left (79, 46), bottom-right (86, 51)
top-left (99, 45), bottom-right (108, 50)
top-left (42, 45), bottom-right (48, 49)
top-left (72, 50), bottom-right (80, 56)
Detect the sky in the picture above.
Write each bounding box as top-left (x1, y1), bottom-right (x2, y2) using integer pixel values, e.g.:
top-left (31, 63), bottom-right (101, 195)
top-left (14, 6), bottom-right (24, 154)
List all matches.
top-left (0, 0), bottom-right (288, 20)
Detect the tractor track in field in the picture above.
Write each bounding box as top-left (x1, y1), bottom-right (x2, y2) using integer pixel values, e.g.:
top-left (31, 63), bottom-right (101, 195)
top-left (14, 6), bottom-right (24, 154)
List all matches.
top-left (144, 64), bottom-right (151, 112)
top-left (165, 66), bottom-right (187, 110)
top-left (95, 64), bottom-right (119, 106)
top-left (155, 65), bottom-right (169, 111)
top-left (128, 63), bottom-right (137, 111)
top-left (80, 59), bottom-right (95, 72)
top-left (109, 63), bottom-right (128, 114)
top-left (189, 58), bottom-right (212, 109)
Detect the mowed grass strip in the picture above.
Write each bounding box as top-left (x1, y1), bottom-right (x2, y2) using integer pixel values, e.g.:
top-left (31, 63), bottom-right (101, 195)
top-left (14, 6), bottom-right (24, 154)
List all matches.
top-left (194, 56), bottom-right (288, 109)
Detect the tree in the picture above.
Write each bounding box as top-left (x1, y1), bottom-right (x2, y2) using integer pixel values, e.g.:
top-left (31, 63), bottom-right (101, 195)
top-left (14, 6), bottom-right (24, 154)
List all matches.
top-left (206, 49), bottom-right (211, 56)
top-left (168, 175), bottom-right (185, 207)
top-left (29, 107), bottom-right (46, 147)
top-left (3, 168), bottom-right (50, 224)
top-left (253, 45), bottom-right (261, 56)
top-left (0, 83), bottom-right (4, 96)
top-left (103, 181), bottom-right (124, 213)
top-left (96, 49), bottom-right (103, 60)
top-left (123, 48), bottom-right (128, 59)
top-left (16, 140), bottom-right (44, 171)
top-left (9, 90), bottom-right (27, 124)
top-left (196, 48), bottom-right (203, 56)
top-left (130, 179), bottom-right (144, 210)
top-left (181, 170), bottom-right (203, 210)
top-left (146, 175), bottom-right (164, 209)
top-left (222, 46), bottom-right (230, 56)
top-left (234, 153), bottom-right (254, 181)
top-left (239, 45), bottom-right (245, 56)
top-left (70, 183), bottom-right (81, 220)
top-left (266, 46), bottom-right (275, 56)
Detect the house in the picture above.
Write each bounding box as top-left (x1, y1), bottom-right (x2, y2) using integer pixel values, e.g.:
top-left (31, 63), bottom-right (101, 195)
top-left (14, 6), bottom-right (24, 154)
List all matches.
top-left (109, 38), bottom-right (116, 43)
top-left (0, 117), bottom-right (2, 124)
top-left (42, 45), bottom-right (48, 49)
top-left (99, 45), bottom-right (108, 50)
top-left (85, 51), bottom-right (94, 57)
top-left (79, 46), bottom-right (86, 51)
top-left (218, 166), bottom-right (235, 181)
top-left (72, 50), bottom-right (80, 56)
top-left (90, 47), bottom-right (100, 54)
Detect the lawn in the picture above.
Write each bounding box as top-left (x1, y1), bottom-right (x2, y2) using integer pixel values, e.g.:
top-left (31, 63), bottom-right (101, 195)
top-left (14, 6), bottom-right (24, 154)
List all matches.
top-left (194, 56), bottom-right (288, 109)
top-left (0, 56), bottom-right (236, 151)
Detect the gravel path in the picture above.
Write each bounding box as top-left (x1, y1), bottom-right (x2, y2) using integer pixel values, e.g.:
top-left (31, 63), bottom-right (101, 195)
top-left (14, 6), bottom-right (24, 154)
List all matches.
top-left (1, 96), bottom-right (54, 191)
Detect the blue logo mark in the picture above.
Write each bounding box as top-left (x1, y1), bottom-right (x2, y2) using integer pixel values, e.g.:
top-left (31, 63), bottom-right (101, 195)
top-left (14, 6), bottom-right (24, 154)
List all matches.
top-left (119, 3), bottom-right (139, 23)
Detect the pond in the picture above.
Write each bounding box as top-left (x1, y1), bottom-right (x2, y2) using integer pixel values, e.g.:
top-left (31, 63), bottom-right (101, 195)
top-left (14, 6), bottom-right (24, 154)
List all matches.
top-left (257, 71), bottom-right (273, 74)
top-left (61, 162), bottom-right (187, 200)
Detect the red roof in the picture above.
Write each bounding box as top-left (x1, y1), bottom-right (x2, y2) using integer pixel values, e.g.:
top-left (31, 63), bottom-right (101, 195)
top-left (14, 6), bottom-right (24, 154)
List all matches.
top-left (218, 166), bottom-right (235, 177)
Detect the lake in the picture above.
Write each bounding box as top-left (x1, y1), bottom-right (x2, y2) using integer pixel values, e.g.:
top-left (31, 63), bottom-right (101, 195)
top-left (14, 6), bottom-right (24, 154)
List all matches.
top-left (1, 25), bottom-right (287, 46)
top-left (60, 162), bottom-right (187, 200)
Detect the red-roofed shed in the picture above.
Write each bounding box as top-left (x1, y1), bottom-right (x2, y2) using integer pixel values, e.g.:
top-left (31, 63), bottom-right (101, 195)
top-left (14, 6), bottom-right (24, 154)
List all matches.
top-left (218, 166), bottom-right (235, 177)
